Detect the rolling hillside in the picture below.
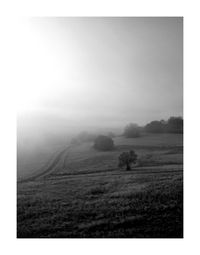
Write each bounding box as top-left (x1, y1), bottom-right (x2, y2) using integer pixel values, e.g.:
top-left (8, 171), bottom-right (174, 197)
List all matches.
top-left (17, 133), bottom-right (183, 238)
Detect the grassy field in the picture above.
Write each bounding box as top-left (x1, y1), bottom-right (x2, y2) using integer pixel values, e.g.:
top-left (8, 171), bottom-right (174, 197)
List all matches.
top-left (17, 133), bottom-right (183, 238)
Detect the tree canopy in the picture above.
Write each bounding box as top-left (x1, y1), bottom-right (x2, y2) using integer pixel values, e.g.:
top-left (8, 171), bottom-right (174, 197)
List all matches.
top-left (118, 150), bottom-right (138, 170)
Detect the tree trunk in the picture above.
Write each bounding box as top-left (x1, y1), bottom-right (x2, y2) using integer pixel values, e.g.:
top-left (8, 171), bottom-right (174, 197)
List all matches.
top-left (126, 163), bottom-right (131, 171)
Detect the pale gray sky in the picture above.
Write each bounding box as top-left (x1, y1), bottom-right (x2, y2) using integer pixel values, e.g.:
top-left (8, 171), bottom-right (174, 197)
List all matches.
top-left (18, 17), bottom-right (183, 132)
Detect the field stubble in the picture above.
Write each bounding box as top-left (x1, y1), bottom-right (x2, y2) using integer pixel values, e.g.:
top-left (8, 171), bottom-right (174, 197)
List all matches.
top-left (17, 134), bottom-right (183, 238)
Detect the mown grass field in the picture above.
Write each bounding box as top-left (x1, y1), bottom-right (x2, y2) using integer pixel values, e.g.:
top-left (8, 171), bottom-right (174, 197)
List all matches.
top-left (17, 133), bottom-right (183, 238)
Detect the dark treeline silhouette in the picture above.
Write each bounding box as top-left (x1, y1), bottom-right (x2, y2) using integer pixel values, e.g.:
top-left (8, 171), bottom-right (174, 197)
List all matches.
top-left (123, 117), bottom-right (183, 137)
top-left (145, 117), bottom-right (183, 134)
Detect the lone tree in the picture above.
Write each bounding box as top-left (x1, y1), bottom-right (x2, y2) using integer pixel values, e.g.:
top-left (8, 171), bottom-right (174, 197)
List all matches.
top-left (118, 150), bottom-right (138, 170)
top-left (93, 135), bottom-right (114, 151)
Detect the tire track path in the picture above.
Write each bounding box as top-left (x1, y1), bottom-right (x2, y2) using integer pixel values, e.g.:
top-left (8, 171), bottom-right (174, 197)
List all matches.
top-left (47, 164), bottom-right (183, 181)
top-left (18, 145), bottom-right (73, 183)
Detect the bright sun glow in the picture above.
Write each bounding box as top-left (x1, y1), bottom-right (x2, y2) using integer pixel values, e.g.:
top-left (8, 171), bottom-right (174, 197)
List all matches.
top-left (17, 19), bottom-right (83, 115)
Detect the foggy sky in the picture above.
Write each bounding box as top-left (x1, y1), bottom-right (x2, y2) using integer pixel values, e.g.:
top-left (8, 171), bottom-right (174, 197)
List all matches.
top-left (18, 17), bottom-right (183, 133)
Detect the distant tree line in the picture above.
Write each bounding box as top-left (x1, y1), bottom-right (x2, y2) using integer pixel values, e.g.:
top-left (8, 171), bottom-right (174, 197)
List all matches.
top-left (145, 117), bottom-right (183, 134)
top-left (71, 116), bottom-right (183, 149)
top-left (123, 116), bottom-right (183, 137)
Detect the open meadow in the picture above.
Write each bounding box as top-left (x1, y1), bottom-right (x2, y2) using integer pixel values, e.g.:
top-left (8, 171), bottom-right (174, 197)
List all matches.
top-left (17, 133), bottom-right (183, 238)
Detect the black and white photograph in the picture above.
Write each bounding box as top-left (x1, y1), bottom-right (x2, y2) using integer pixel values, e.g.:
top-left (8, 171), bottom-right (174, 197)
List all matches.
top-left (16, 17), bottom-right (183, 238)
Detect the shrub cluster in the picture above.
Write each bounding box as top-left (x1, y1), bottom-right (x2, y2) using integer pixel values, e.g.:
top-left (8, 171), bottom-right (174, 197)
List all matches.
top-left (124, 123), bottom-right (141, 138)
top-left (93, 135), bottom-right (114, 151)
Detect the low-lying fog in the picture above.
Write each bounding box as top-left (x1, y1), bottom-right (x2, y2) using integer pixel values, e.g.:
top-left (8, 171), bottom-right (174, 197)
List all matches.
top-left (17, 113), bottom-right (122, 179)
